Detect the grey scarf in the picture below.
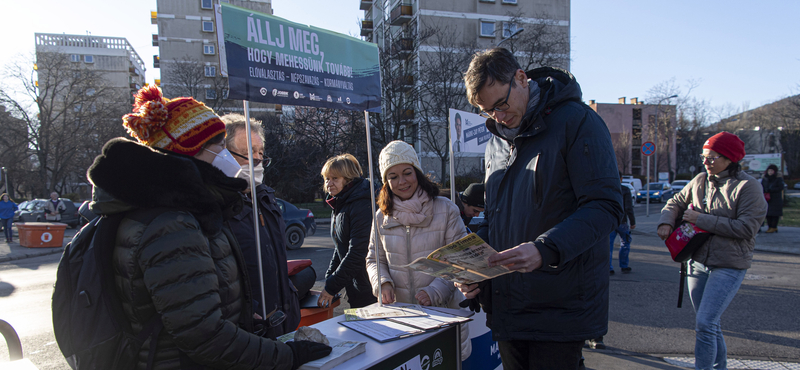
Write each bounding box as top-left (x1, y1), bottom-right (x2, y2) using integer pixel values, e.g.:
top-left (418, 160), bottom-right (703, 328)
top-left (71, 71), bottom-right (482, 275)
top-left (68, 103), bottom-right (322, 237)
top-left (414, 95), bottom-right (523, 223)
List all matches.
top-left (495, 81), bottom-right (541, 141)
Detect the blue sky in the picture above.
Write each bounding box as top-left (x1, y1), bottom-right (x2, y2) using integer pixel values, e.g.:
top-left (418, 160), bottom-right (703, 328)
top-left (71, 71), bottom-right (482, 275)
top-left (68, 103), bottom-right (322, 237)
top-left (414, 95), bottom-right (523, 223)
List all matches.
top-left (3, 0), bottom-right (798, 113)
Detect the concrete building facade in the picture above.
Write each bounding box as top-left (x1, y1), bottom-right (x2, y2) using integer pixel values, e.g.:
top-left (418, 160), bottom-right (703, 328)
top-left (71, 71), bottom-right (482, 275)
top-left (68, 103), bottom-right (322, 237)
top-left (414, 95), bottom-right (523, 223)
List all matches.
top-left (34, 33), bottom-right (147, 102)
top-left (590, 97), bottom-right (677, 181)
top-left (359, 0), bottom-right (570, 181)
top-left (153, 0), bottom-right (278, 114)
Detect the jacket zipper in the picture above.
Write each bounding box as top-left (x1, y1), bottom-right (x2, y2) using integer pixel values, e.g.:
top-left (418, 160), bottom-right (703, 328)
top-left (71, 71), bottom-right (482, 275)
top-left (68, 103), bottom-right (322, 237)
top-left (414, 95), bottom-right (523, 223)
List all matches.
top-left (506, 144), bottom-right (516, 170)
top-left (406, 226), bottom-right (416, 303)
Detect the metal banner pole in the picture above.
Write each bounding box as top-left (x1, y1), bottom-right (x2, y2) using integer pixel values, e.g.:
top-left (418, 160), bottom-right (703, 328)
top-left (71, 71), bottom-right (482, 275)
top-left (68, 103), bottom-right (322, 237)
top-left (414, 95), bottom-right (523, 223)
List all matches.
top-left (364, 111), bottom-right (382, 306)
top-left (243, 100), bottom-right (268, 319)
top-left (646, 156), bottom-right (651, 217)
top-left (449, 114), bottom-right (456, 203)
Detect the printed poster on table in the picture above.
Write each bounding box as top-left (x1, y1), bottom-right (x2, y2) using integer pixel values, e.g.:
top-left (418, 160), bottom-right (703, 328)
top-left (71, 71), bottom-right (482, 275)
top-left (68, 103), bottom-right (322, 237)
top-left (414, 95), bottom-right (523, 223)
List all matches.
top-left (449, 108), bottom-right (491, 154)
top-left (215, 3), bottom-right (381, 112)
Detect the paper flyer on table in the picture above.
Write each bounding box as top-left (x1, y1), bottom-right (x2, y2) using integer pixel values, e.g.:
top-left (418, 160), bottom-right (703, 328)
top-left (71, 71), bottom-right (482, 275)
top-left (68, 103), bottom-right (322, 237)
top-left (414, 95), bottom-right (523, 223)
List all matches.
top-left (339, 319), bottom-right (426, 343)
top-left (343, 303), bottom-right (427, 321)
top-left (401, 233), bottom-right (512, 284)
top-left (387, 307), bottom-right (472, 330)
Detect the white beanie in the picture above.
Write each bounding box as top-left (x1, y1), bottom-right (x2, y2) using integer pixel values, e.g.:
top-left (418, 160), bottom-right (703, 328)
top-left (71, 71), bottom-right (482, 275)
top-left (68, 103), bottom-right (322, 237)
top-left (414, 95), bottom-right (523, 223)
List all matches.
top-left (379, 140), bottom-right (422, 181)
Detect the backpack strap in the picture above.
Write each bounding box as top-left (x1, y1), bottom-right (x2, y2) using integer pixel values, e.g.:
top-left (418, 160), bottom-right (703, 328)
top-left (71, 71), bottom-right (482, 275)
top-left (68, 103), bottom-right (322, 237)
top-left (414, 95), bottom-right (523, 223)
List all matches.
top-left (677, 261), bottom-right (687, 308)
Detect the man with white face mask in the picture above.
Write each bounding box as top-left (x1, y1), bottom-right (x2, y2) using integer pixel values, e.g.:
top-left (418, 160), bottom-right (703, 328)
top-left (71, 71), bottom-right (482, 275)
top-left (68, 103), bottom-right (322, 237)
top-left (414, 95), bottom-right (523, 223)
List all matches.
top-left (222, 113), bottom-right (301, 339)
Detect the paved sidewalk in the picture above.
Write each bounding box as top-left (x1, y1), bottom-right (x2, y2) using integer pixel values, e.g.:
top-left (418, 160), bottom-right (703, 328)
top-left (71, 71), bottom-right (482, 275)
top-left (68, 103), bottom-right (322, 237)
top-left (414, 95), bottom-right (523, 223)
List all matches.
top-left (2, 220), bottom-right (798, 370)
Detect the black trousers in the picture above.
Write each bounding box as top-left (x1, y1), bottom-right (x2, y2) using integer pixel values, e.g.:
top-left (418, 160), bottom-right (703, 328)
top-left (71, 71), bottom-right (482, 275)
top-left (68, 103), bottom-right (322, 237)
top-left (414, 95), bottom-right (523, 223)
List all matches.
top-left (766, 216), bottom-right (779, 228)
top-left (498, 340), bottom-right (585, 370)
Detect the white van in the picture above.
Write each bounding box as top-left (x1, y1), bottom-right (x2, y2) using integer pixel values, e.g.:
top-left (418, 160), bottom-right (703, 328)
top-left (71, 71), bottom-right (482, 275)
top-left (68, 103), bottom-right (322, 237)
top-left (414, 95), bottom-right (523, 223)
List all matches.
top-left (621, 176), bottom-right (642, 193)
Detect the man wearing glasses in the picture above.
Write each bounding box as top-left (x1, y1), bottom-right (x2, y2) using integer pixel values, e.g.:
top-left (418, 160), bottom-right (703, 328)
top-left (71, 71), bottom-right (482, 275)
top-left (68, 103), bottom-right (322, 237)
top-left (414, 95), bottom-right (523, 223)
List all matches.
top-left (456, 48), bottom-right (623, 369)
top-left (222, 113), bottom-right (301, 339)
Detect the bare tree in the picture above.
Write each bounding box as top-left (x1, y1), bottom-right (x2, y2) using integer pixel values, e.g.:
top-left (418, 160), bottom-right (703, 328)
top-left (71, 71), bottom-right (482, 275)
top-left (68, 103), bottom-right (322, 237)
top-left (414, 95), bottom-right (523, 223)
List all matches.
top-left (613, 129), bottom-right (632, 174)
top-left (417, 24), bottom-right (478, 179)
top-left (0, 51), bottom-right (128, 198)
top-left (500, 10), bottom-right (571, 70)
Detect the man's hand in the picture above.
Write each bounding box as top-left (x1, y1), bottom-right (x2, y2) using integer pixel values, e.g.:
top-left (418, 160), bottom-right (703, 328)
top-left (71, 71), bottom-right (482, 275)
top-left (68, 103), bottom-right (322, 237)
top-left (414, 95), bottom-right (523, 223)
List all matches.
top-left (455, 283), bottom-right (480, 299)
top-left (630, 224), bottom-right (636, 230)
top-left (657, 225), bottom-right (673, 240)
top-left (317, 290), bottom-right (335, 308)
top-left (682, 209), bottom-right (700, 224)
top-left (488, 242), bottom-right (542, 273)
top-left (380, 282), bottom-right (395, 304)
top-left (415, 290), bottom-right (431, 306)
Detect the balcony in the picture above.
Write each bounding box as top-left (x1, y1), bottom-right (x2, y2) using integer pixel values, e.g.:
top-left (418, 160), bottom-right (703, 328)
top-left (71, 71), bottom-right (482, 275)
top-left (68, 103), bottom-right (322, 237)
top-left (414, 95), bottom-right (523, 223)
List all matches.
top-left (390, 3), bottom-right (413, 26)
top-left (394, 75), bottom-right (414, 92)
top-left (360, 20), bottom-right (373, 36)
top-left (360, 0), bottom-right (372, 10)
top-left (399, 109), bottom-right (415, 122)
top-left (391, 38), bottom-right (414, 59)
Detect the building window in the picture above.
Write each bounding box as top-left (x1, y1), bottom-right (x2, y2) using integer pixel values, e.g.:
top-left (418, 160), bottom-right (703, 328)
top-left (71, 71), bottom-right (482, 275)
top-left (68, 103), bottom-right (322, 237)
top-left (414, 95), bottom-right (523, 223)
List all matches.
top-left (203, 44), bottom-right (216, 55)
top-left (502, 0), bottom-right (517, 3)
top-left (204, 65), bottom-right (217, 77)
top-left (480, 21), bottom-right (495, 37)
top-left (222, 89), bottom-right (229, 99)
top-left (86, 88), bottom-right (96, 96)
top-left (202, 21), bottom-right (214, 32)
top-left (84, 55), bottom-right (94, 63)
top-left (70, 54), bottom-right (80, 62)
top-left (502, 22), bottom-right (518, 38)
top-left (201, 0), bottom-right (213, 9)
top-left (479, 0), bottom-right (495, 2)
top-left (205, 89), bottom-right (217, 100)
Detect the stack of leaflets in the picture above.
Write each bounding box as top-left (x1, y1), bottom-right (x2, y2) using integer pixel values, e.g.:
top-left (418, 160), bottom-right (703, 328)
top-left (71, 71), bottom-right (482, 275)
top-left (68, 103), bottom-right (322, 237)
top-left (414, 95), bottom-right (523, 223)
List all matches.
top-left (343, 303), bottom-right (427, 321)
top-left (339, 306), bottom-right (472, 343)
top-left (278, 332), bottom-right (366, 370)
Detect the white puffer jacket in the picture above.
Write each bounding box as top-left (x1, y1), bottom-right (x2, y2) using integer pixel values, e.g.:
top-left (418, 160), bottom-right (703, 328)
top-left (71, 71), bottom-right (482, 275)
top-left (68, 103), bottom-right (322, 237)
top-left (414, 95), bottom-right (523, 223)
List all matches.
top-left (366, 195), bottom-right (472, 360)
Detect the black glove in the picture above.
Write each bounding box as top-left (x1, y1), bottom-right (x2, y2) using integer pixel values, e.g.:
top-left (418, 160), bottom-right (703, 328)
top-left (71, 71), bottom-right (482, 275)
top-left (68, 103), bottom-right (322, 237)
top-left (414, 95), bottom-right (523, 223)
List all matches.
top-left (286, 340), bottom-right (333, 370)
top-left (459, 297), bottom-right (482, 313)
top-left (458, 280), bottom-right (492, 314)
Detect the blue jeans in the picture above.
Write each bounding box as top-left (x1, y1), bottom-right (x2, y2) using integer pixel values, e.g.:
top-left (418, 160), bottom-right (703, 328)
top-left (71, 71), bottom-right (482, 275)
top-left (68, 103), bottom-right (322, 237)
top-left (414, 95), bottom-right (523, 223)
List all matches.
top-left (687, 260), bottom-right (746, 370)
top-left (1, 218), bottom-right (12, 241)
top-left (609, 224), bottom-right (631, 270)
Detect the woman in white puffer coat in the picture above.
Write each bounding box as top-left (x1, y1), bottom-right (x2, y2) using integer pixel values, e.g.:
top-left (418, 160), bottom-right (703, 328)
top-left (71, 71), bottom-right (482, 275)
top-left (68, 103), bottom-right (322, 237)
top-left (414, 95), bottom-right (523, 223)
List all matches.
top-left (366, 140), bottom-right (472, 360)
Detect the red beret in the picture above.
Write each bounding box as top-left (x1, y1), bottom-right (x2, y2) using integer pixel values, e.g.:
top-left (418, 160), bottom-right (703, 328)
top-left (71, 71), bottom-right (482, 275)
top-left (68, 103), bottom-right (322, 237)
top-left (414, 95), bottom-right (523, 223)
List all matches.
top-left (703, 132), bottom-right (745, 163)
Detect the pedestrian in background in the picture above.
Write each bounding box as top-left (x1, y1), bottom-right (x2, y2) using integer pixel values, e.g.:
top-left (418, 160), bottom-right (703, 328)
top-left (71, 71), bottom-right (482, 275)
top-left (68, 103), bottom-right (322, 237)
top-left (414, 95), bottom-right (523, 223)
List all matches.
top-left (609, 171), bottom-right (636, 276)
top-left (0, 193), bottom-right (17, 243)
top-left (367, 140), bottom-right (471, 360)
top-left (222, 113), bottom-right (301, 339)
top-left (455, 183), bottom-right (485, 229)
top-left (658, 131), bottom-right (766, 370)
top-left (44, 191), bottom-right (66, 221)
top-left (319, 153), bottom-right (377, 309)
top-left (86, 85), bottom-right (329, 370)
top-left (761, 164), bottom-right (784, 233)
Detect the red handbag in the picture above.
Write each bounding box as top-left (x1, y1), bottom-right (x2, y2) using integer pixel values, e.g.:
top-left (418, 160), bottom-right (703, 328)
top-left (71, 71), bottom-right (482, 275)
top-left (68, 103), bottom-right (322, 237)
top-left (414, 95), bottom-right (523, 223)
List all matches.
top-left (665, 221), bottom-right (711, 262)
top-left (765, 193), bottom-right (771, 201)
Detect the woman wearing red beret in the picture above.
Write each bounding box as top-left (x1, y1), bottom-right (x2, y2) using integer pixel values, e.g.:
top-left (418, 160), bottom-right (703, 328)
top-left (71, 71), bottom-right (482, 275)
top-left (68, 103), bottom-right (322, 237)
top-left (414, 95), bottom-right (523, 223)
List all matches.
top-left (657, 132), bottom-right (767, 370)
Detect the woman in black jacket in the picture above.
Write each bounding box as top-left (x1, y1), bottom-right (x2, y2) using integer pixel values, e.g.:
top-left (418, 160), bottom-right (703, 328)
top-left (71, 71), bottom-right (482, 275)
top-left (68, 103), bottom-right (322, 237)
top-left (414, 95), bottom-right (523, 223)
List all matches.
top-left (762, 164), bottom-right (785, 233)
top-left (318, 154), bottom-right (378, 309)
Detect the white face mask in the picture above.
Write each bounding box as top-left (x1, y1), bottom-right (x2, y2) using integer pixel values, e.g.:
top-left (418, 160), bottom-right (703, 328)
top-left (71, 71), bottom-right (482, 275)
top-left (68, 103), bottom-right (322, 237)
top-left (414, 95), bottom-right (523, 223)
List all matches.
top-left (205, 148), bottom-right (242, 178)
top-left (238, 162), bottom-right (264, 185)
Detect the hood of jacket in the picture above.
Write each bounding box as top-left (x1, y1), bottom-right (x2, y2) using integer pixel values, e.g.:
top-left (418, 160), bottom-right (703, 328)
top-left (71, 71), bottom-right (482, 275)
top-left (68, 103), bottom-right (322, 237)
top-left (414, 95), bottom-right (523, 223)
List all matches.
top-left (485, 67), bottom-right (583, 140)
top-left (87, 137), bottom-right (247, 236)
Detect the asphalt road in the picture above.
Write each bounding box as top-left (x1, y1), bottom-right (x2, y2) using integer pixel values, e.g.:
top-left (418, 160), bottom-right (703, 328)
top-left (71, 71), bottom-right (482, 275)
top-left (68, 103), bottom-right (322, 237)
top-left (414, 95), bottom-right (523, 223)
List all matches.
top-left (2, 222), bottom-right (799, 368)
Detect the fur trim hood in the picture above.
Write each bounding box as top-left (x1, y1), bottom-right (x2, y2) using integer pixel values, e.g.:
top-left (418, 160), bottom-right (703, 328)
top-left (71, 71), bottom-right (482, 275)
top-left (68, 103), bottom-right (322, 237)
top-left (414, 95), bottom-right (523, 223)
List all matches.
top-left (87, 137), bottom-right (247, 235)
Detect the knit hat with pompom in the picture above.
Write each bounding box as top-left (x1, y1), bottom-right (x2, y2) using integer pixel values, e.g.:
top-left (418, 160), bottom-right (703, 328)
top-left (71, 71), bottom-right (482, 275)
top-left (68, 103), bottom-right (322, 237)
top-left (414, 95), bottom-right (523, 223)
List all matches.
top-left (379, 140), bottom-right (423, 181)
top-left (122, 85), bottom-right (225, 156)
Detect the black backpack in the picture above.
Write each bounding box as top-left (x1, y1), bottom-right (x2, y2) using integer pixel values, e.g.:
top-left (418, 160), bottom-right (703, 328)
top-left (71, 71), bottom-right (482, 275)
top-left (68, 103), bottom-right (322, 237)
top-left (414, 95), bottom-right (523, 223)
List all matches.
top-left (52, 213), bottom-right (162, 370)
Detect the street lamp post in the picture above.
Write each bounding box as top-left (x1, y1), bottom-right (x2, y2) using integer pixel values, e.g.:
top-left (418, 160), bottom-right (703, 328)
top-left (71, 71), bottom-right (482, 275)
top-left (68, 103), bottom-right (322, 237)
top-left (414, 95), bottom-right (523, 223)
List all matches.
top-left (1, 167), bottom-right (8, 198)
top-left (653, 94), bottom-right (678, 182)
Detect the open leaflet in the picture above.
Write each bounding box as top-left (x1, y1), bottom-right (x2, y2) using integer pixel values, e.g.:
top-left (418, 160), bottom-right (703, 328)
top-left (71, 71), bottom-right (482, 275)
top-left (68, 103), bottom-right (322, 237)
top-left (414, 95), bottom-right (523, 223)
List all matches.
top-left (401, 233), bottom-right (512, 284)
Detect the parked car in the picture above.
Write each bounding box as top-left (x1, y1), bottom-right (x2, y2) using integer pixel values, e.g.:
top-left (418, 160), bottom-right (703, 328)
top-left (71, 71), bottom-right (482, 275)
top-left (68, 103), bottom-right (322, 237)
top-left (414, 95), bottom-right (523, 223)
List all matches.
top-left (16, 198), bottom-right (81, 228)
top-left (621, 183), bottom-right (636, 205)
top-left (13, 201), bottom-right (28, 223)
top-left (671, 180), bottom-right (690, 193)
top-left (467, 211), bottom-right (485, 233)
top-left (794, 182), bottom-right (800, 190)
top-left (636, 182), bottom-right (674, 204)
top-left (276, 199), bottom-right (316, 250)
top-left (621, 176), bottom-right (642, 193)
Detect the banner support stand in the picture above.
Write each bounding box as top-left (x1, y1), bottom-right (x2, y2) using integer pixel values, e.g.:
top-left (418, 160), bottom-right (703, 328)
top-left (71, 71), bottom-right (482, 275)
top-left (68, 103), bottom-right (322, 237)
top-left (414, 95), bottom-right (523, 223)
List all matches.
top-left (364, 110), bottom-right (383, 306)
top-left (243, 100), bottom-right (268, 319)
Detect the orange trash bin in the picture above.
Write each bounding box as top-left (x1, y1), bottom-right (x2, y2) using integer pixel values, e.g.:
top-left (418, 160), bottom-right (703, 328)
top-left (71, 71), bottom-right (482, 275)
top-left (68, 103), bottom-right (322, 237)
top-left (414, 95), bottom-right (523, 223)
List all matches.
top-left (16, 222), bottom-right (68, 248)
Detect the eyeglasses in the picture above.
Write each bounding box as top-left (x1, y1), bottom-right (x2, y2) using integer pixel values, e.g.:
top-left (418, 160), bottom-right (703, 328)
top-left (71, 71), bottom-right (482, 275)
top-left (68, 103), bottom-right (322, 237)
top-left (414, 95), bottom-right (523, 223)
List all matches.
top-left (478, 79), bottom-right (514, 119)
top-left (230, 149), bottom-right (272, 168)
top-left (700, 154), bottom-right (722, 164)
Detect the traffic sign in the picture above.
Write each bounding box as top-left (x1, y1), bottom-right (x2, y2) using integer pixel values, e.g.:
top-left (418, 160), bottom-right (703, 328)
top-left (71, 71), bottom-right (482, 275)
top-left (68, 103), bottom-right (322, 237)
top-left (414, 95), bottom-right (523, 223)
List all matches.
top-left (641, 142), bottom-right (655, 156)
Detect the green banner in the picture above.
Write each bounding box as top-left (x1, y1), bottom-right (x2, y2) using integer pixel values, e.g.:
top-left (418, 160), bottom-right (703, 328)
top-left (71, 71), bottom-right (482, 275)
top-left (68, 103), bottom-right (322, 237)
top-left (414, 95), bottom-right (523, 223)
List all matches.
top-left (217, 3), bottom-right (381, 112)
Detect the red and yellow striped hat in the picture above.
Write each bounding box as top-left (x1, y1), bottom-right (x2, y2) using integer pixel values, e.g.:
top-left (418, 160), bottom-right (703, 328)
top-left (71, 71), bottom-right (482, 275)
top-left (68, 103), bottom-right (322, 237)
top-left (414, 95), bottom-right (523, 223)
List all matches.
top-left (122, 85), bottom-right (225, 156)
